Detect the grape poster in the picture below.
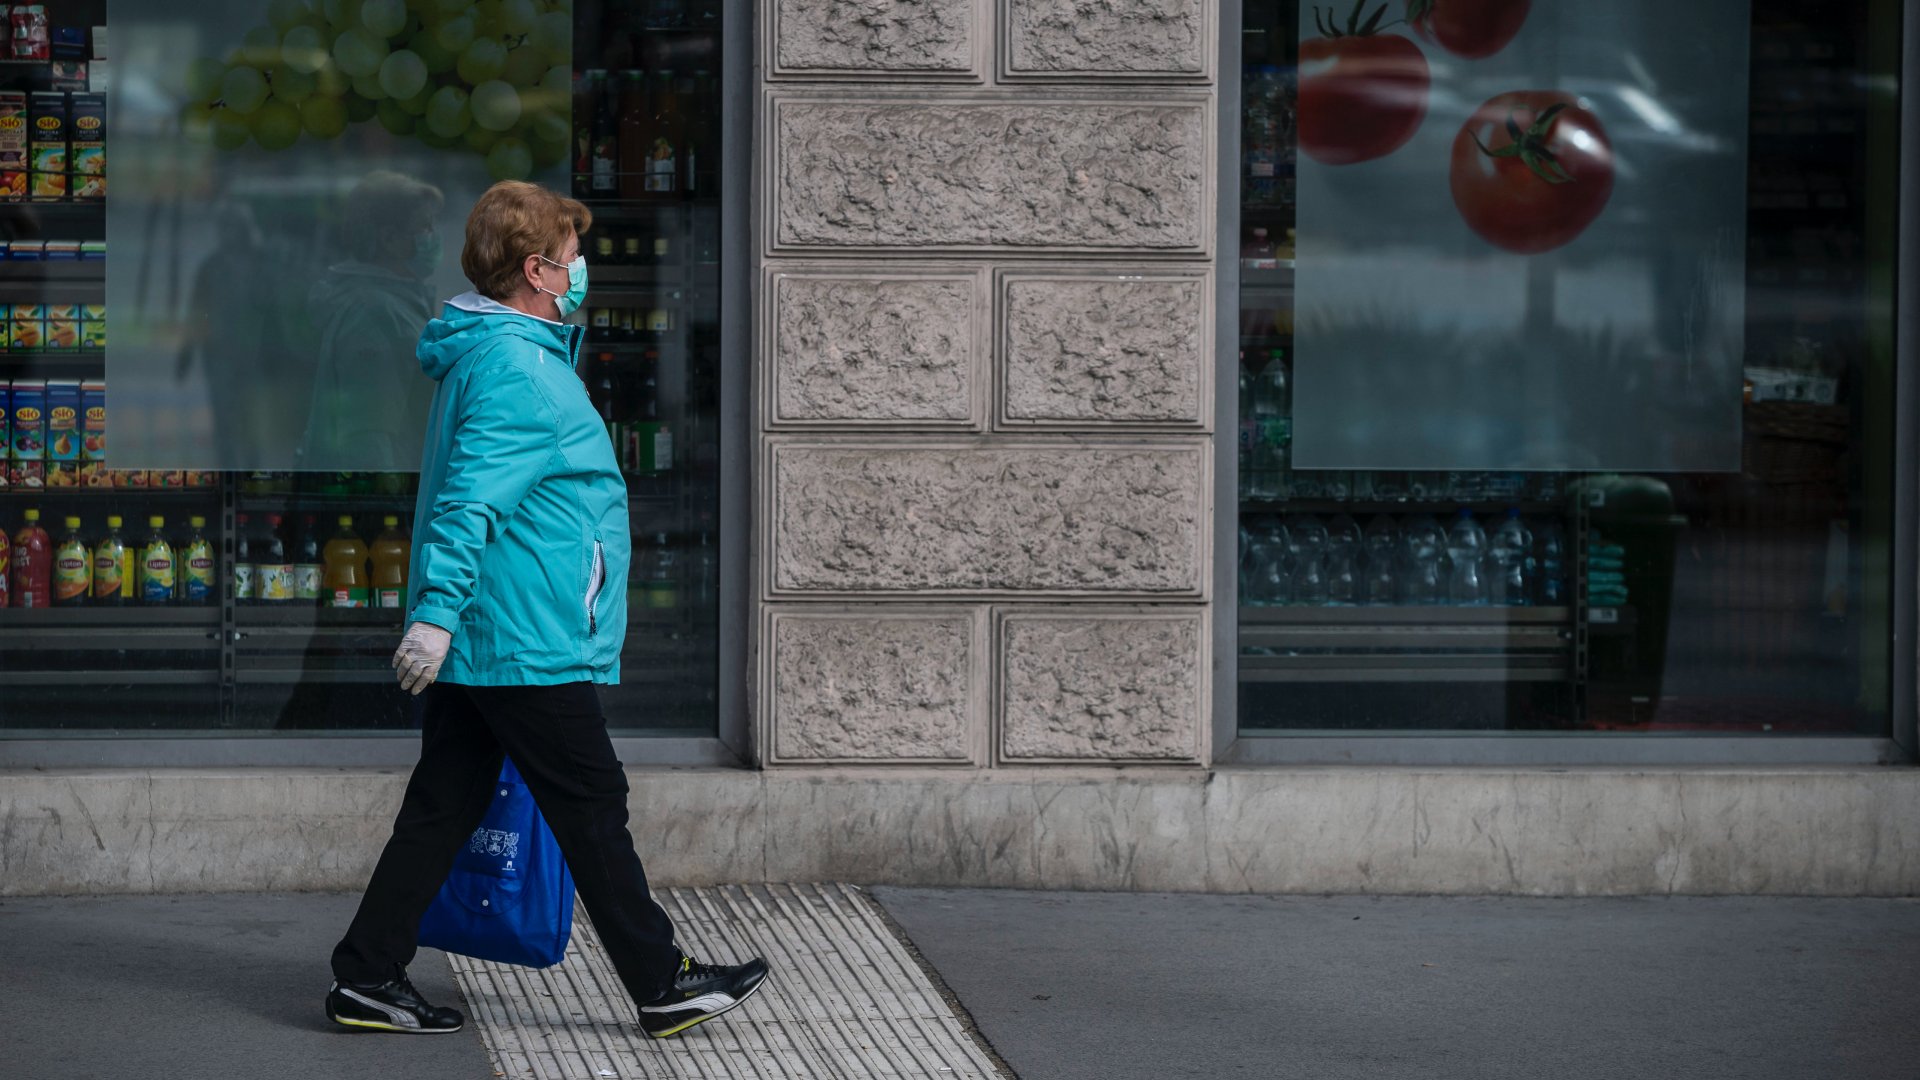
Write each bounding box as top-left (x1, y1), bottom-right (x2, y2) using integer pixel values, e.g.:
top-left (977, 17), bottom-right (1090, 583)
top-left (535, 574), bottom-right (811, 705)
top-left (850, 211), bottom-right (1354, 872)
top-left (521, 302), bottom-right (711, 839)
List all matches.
top-left (108, 0), bottom-right (572, 471)
top-left (1288, 0), bottom-right (1749, 473)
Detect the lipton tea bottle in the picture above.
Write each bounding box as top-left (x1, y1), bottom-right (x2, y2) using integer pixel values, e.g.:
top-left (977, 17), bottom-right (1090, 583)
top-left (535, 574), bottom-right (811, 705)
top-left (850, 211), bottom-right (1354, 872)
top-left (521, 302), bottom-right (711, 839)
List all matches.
top-left (371, 515), bottom-right (410, 611)
top-left (139, 515), bottom-right (175, 606)
top-left (92, 515), bottom-right (128, 605)
top-left (52, 516), bottom-right (90, 606)
top-left (181, 516), bottom-right (216, 606)
top-left (323, 516), bottom-right (369, 608)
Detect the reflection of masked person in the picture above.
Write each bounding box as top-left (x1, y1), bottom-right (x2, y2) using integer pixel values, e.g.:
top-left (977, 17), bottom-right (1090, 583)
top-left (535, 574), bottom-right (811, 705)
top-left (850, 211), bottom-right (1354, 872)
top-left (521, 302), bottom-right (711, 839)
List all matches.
top-left (301, 171), bottom-right (444, 469)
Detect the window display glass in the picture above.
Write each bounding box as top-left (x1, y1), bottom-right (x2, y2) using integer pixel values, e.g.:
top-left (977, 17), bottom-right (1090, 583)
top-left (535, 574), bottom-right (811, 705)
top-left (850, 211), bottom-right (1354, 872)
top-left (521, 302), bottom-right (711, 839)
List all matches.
top-left (1237, 0), bottom-right (1902, 735)
top-left (1, 0), bottom-right (723, 735)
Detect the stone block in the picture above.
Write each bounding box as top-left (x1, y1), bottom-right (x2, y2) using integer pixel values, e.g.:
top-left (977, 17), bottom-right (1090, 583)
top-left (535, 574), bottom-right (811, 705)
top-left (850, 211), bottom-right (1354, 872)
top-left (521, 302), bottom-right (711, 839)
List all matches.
top-left (765, 268), bottom-right (987, 429)
top-left (998, 269), bottom-right (1212, 429)
top-left (769, 0), bottom-right (985, 80)
top-left (761, 606), bottom-right (988, 765)
top-left (764, 437), bottom-right (1211, 597)
top-left (1001, 0), bottom-right (1212, 80)
top-left (768, 94), bottom-right (1211, 255)
top-left (996, 607), bottom-right (1208, 763)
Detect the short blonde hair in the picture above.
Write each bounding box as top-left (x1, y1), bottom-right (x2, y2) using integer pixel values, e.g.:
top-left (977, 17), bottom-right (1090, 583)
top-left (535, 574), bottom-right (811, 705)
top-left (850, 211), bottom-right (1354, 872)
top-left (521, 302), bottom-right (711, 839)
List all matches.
top-left (461, 181), bottom-right (592, 301)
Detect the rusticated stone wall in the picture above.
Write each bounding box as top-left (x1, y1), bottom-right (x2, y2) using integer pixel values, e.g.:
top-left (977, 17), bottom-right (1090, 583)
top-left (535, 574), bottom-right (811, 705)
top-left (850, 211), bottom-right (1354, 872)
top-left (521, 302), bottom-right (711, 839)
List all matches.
top-left (757, 0), bottom-right (1216, 767)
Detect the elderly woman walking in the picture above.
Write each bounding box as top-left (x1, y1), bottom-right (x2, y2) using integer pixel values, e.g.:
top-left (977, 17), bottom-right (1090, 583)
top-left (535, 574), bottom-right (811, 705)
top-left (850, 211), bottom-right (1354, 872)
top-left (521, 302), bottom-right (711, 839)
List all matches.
top-left (325, 181), bottom-right (768, 1040)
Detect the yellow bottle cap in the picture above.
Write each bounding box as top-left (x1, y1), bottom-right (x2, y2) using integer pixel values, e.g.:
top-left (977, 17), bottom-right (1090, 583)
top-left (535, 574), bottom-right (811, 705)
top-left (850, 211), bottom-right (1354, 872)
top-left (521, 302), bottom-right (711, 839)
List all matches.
top-left (384, 515), bottom-right (399, 526)
top-left (149, 516), bottom-right (165, 528)
top-left (190, 516), bottom-right (207, 528)
top-left (24, 509), bottom-right (40, 521)
top-left (339, 515), bottom-right (354, 527)
top-left (65, 517), bottom-right (81, 529)
top-left (107, 515), bottom-right (122, 528)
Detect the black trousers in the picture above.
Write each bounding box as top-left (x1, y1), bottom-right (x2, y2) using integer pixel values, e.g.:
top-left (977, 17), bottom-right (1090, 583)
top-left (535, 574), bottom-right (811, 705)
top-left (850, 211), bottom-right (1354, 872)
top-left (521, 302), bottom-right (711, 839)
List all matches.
top-left (331, 681), bottom-right (681, 1006)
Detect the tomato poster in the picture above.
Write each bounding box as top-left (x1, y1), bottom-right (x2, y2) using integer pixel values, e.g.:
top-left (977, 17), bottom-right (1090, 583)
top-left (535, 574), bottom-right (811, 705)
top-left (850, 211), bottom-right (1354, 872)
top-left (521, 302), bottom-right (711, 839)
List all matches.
top-left (1288, 0), bottom-right (1750, 473)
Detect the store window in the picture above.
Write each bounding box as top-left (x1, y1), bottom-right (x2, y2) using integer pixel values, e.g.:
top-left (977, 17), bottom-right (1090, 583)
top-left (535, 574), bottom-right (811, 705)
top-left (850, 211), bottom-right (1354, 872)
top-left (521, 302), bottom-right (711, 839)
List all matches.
top-left (1236, 0), bottom-right (1902, 736)
top-left (1, 0), bottom-right (724, 735)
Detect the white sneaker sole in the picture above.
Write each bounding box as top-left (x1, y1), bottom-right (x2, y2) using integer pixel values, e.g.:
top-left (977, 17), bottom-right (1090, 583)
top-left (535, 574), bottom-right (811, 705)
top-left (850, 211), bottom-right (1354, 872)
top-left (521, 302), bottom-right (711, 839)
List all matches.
top-left (641, 973), bottom-right (769, 1039)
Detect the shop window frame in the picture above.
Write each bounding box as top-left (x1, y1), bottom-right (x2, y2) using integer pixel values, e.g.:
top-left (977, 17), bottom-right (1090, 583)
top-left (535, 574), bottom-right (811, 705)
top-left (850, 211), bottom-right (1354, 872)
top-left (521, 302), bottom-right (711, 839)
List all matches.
top-left (1208, 0), bottom-right (1919, 766)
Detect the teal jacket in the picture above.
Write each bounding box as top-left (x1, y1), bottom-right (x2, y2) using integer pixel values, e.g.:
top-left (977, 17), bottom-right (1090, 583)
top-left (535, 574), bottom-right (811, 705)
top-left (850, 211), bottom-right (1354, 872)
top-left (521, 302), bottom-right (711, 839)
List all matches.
top-left (407, 292), bottom-right (628, 686)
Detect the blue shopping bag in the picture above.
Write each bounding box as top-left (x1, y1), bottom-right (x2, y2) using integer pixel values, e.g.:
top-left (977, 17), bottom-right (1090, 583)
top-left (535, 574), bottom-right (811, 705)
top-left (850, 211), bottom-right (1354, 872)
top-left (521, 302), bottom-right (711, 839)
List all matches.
top-left (418, 757), bottom-right (575, 968)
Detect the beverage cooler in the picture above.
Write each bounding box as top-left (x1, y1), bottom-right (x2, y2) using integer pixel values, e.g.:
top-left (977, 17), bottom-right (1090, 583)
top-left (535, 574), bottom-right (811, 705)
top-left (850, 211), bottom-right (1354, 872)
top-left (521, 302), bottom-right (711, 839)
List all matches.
top-left (1, 0), bottom-right (723, 734)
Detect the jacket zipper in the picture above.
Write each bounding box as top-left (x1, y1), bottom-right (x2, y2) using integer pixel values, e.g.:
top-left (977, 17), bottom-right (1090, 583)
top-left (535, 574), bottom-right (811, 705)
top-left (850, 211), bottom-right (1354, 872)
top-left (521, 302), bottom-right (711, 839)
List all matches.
top-left (584, 539), bottom-right (605, 637)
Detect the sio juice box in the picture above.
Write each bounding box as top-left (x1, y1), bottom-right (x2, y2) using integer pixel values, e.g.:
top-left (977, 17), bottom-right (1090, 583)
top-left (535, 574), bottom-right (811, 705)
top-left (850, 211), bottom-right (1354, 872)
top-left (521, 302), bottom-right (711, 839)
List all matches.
top-left (45, 379), bottom-right (79, 460)
top-left (0, 92), bottom-right (25, 200)
top-left (9, 303), bottom-right (42, 349)
top-left (68, 92), bottom-right (101, 199)
top-left (10, 379), bottom-right (44, 460)
top-left (81, 380), bottom-right (104, 460)
top-left (0, 379), bottom-right (10, 459)
top-left (44, 302), bottom-right (77, 350)
top-left (28, 91), bottom-right (66, 201)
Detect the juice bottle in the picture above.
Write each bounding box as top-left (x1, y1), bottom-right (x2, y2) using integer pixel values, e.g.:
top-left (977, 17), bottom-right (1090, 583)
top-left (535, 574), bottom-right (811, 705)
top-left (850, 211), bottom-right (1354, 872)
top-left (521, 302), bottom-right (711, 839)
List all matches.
top-left (323, 515), bottom-right (369, 608)
top-left (139, 515), bottom-right (175, 606)
top-left (181, 516), bottom-right (216, 606)
top-left (92, 515), bottom-right (128, 605)
top-left (0, 527), bottom-right (10, 608)
top-left (371, 515), bottom-right (410, 611)
top-left (232, 512), bottom-right (255, 605)
top-left (52, 516), bottom-right (90, 606)
top-left (12, 509), bottom-right (51, 608)
top-left (293, 514), bottom-right (324, 604)
top-left (258, 514), bottom-right (294, 603)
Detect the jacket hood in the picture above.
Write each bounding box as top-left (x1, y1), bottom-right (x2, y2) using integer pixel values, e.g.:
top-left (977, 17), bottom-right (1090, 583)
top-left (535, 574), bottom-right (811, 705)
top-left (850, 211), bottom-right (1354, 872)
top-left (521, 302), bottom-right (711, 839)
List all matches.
top-left (416, 291), bottom-right (580, 382)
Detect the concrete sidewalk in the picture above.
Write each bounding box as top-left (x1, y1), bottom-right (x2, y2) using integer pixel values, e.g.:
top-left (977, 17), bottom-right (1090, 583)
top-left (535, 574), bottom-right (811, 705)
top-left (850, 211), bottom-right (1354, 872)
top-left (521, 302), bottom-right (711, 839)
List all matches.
top-left (4, 889), bottom-right (1916, 1079)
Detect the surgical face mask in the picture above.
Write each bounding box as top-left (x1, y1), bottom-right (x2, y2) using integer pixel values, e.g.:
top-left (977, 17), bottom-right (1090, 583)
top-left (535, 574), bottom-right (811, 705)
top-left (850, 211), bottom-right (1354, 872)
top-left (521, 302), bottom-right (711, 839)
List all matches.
top-left (409, 230), bottom-right (442, 280)
top-left (537, 253), bottom-right (588, 319)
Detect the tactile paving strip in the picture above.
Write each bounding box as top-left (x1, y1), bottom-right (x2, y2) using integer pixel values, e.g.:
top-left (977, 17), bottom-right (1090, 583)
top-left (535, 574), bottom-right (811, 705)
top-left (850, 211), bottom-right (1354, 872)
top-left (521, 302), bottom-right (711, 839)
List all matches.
top-left (448, 883), bottom-right (1007, 1080)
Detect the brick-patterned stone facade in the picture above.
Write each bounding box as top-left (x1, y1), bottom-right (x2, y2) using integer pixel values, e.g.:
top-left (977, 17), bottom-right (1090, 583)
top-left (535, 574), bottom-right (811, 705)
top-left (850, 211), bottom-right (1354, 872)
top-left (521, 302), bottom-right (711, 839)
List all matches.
top-left (756, 0), bottom-right (1217, 766)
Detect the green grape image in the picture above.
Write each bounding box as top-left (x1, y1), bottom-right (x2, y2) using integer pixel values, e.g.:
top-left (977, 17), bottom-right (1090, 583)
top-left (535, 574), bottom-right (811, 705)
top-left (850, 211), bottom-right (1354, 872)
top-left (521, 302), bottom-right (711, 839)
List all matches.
top-left (212, 107), bottom-right (253, 149)
top-left (539, 64), bottom-right (568, 97)
top-left (434, 15), bottom-right (474, 52)
top-left (498, 0), bottom-right (537, 35)
top-left (180, 102), bottom-right (217, 145)
top-left (268, 0), bottom-right (313, 32)
top-left (271, 65), bottom-right (317, 103)
top-left (485, 136), bottom-right (533, 182)
top-left (469, 79), bottom-right (520, 132)
top-left (185, 58), bottom-right (228, 104)
top-left (344, 92), bottom-right (378, 122)
top-left (378, 49), bottom-right (428, 99)
top-left (332, 26), bottom-right (388, 77)
top-left (525, 108), bottom-right (568, 153)
top-left (279, 25), bottom-right (331, 73)
top-left (471, 0), bottom-right (506, 37)
top-left (425, 84), bottom-right (472, 138)
top-left (248, 99), bottom-right (303, 149)
top-left (408, 29), bottom-right (455, 75)
top-left (240, 24), bottom-right (283, 67)
top-left (456, 38), bottom-right (506, 85)
top-left (415, 123), bottom-right (457, 149)
top-left (376, 97), bottom-right (416, 135)
top-left (397, 83), bottom-right (435, 116)
top-left (221, 65), bottom-right (270, 114)
top-left (463, 123), bottom-right (501, 154)
top-left (501, 44), bottom-right (545, 88)
top-left (351, 72), bottom-right (388, 100)
top-left (324, 0), bottom-right (364, 31)
top-left (531, 11), bottom-right (569, 63)
top-left (432, 0), bottom-right (467, 15)
top-left (360, 0), bottom-right (407, 38)
top-left (300, 94), bottom-right (349, 137)
top-left (314, 58), bottom-right (352, 96)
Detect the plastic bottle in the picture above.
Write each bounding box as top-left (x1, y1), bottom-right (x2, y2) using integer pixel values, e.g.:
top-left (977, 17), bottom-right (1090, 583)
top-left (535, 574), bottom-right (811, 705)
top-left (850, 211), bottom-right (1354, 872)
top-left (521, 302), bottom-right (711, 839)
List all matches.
top-left (641, 532), bottom-right (678, 609)
top-left (690, 530), bottom-right (717, 607)
top-left (1236, 360), bottom-right (1254, 499)
top-left (323, 516), bottom-right (370, 608)
top-left (1325, 514), bottom-right (1361, 606)
top-left (139, 516), bottom-right (175, 607)
top-left (1534, 520), bottom-right (1568, 606)
top-left (232, 512), bottom-right (256, 606)
top-left (372, 516), bottom-right (410, 611)
top-left (0, 525), bottom-right (10, 608)
top-left (1240, 227), bottom-right (1278, 271)
top-left (181, 516), bottom-right (217, 606)
top-left (1245, 517), bottom-right (1292, 606)
top-left (1362, 516), bottom-right (1399, 605)
top-left (1444, 510), bottom-right (1488, 606)
top-left (52, 516), bottom-right (89, 607)
top-left (91, 515), bottom-right (127, 606)
top-left (1244, 64), bottom-right (1281, 203)
top-left (1487, 510), bottom-right (1534, 607)
top-left (1249, 354), bottom-right (1289, 500)
top-left (258, 514), bottom-right (294, 604)
top-left (294, 514), bottom-right (325, 604)
top-left (1287, 514), bottom-right (1329, 607)
top-left (1399, 514), bottom-right (1445, 605)
top-left (11, 509), bottom-right (51, 608)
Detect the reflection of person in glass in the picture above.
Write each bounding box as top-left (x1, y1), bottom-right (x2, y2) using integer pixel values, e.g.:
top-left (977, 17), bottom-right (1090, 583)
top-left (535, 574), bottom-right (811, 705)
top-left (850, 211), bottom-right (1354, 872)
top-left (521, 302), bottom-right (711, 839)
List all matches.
top-left (326, 182), bottom-right (771, 1040)
top-left (301, 171), bottom-right (444, 469)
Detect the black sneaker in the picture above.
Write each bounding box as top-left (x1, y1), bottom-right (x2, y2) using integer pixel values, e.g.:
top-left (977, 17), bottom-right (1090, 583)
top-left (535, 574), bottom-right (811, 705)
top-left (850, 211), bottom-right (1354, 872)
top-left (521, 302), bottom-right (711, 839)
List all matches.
top-left (325, 967), bottom-right (465, 1034)
top-left (637, 955), bottom-right (771, 1039)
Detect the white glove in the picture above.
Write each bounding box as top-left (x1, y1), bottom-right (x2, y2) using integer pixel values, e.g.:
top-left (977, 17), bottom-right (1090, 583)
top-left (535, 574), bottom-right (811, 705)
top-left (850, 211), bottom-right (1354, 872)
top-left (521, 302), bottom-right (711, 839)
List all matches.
top-left (393, 622), bottom-right (454, 695)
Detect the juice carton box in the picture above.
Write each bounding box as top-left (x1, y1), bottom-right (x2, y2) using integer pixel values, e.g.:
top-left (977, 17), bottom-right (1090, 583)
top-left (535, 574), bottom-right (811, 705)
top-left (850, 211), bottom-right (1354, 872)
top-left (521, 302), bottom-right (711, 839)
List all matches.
top-left (153, 469), bottom-right (185, 488)
top-left (10, 303), bottom-right (42, 350)
top-left (185, 471), bottom-right (218, 488)
top-left (28, 91), bottom-right (67, 201)
top-left (10, 379), bottom-right (45, 460)
top-left (113, 469), bottom-right (149, 488)
top-left (45, 461), bottom-right (77, 487)
top-left (80, 302), bottom-right (104, 349)
top-left (0, 380), bottom-right (10, 458)
top-left (79, 460), bottom-right (108, 487)
top-left (0, 92), bottom-right (26, 200)
top-left (9, 460), bottom-right (43, 488)
top-left (69, 92), bottom-right (102, 198)
top-left (45, 312), bottom-right (77, 350)
top-left (81, 380), bottom-right (104, 460)
top-left (45, 379), bottom-right (79, 460)
top-left (43, 240), bottom-right (78, 259)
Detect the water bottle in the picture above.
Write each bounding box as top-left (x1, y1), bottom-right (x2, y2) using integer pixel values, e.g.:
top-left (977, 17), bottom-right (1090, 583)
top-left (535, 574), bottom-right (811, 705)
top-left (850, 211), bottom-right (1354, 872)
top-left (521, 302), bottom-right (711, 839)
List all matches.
top-left (1248, 355), bottom-right (1289, 500)
top-left (1245, 65), bottom-right (1281, 203)
top-left (1325, 514), bottom-right (1361, 606)
top-left (1287, 514), bottom-right (1329, 606)
top-left (1488, 509), bottom-right (1533, 606)
top-left (1362, 516), bottom-right (1398, 605)
top-left (1237, 521), bottom-right (1256, 600)
top-left (1445, 510), bottom-right (1489, 606)
top-left (1400, 514), bottom-right (1445, 605)
top-left (1237, 363), bottom-right (1254, 499)
top-left (1534, 520), bottom-right (1568, 606)
top-left (1248, 517), bottom-right (1293, 605)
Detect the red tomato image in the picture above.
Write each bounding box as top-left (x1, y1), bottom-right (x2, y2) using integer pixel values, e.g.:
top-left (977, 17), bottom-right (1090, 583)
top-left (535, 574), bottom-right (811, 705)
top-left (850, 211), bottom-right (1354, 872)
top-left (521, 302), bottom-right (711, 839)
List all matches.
top-left (1407, 0), bottom-right (1531, 59)
top-left (1451, 91), bottom-right (1614, 255)
top-left (1298, 0), bottom-right (1431, 166)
